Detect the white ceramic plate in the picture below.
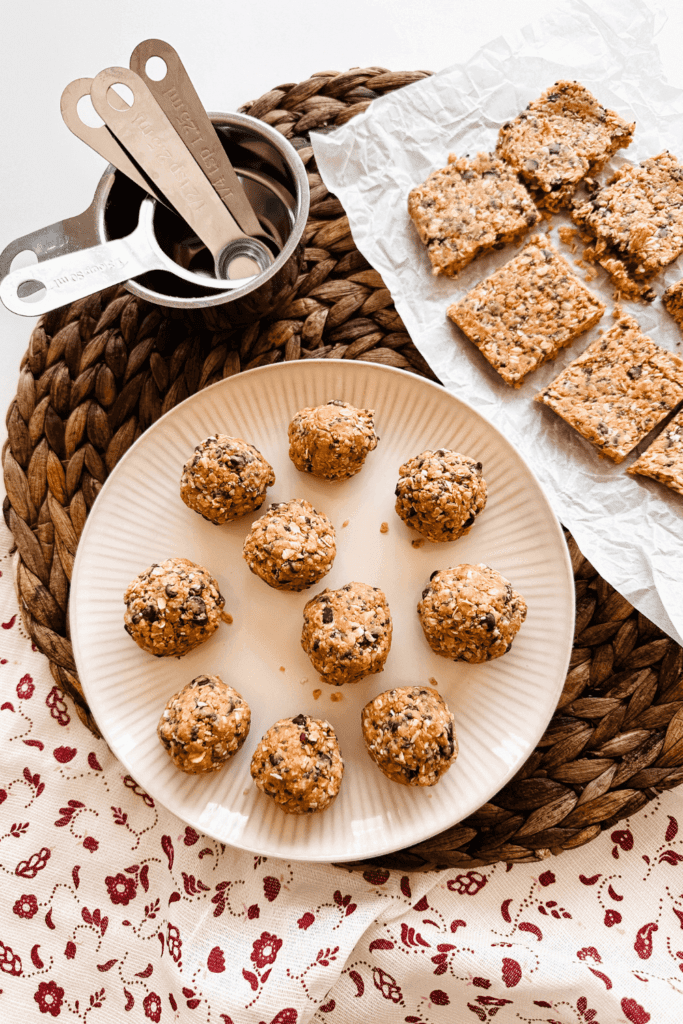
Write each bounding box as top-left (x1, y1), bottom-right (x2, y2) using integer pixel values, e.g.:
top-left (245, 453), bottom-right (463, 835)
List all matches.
top-left (71, 359), bottom-right (574, 862)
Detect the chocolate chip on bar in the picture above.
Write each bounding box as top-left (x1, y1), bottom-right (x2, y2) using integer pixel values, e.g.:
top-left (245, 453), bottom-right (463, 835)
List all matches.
top-left (628, 409), bottom-right (683, 497)
top-left (447, 235), bottom-right (605, 387)
top-left (408, 152), bottom-right (539, 277)
top-left (572, 152), bottom-right (683, 281)
top-left (535, 311), bottom-right (683, 463)
top-left (497, 80), bottom-right (634, 211)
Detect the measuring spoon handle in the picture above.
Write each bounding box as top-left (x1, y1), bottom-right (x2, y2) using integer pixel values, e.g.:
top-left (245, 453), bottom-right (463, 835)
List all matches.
top-left (130, 39), bottom-right (263, 238)
top-left (0, 224), bottom-right (158, 317)
top-left (60, 78), bottom-right (171, 209)
top-left (90, 67), bottom-right (245, 258)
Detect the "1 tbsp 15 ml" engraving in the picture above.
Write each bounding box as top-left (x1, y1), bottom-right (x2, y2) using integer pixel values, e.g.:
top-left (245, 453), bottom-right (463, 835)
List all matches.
top-left (130, 112), bottom-right (206, 211)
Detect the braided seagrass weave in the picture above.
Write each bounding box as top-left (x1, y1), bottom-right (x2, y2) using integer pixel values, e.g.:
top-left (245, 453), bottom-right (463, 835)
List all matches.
top-left (4, 68), bottom-right (683, 870)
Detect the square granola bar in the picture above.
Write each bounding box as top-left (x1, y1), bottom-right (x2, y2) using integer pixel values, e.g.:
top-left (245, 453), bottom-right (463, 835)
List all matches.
top-left (572, 152), bottom-right (683, 279)
top-left (628, 410), bottom-right (683, 496)
top-left (447, 234), bottom-right (605, 387)
top-left (408, 152), bottom-right (539, 277)
top-left (534, 311), bottom-right (683, 462)
top-left (496, 80), bottom-right (634, 211)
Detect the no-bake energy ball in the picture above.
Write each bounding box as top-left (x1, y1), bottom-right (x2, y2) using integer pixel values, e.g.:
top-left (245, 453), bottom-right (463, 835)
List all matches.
top-left (301, 582), bottom-right (392, 686)
top-left (250, 713), bottom-right (344, 814)
top-left (243, 499), bottom-right (336, 591)
top-left (361, 686), bottom-right (458, 786)
top-left (158, 675), bottom-right (251, 774)
top-left (288, 400), bottom-right (379, 480)
top-left (180, 434), bottom-right (275, 524)
top-left (395, 450), bottom-right (487, 542)
top-left (124, 557), bottom-right (224, 657)
top-left (418, 563), bottom-right (527, 663)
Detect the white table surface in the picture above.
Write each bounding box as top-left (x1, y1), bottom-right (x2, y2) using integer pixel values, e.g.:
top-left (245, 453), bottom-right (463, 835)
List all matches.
top-left (1, 0), bottom-right (682, 445)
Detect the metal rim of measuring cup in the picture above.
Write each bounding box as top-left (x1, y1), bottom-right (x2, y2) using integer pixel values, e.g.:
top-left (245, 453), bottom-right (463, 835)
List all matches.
top-left (91, 110), bottom-right (310, 310)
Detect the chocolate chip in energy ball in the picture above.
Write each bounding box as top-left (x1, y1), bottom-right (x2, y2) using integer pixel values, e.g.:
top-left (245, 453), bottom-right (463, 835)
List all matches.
top-left (123, 557), bottom-right (224, 657)
top-left (158, 675), bottom-right (251, 774)
top-left (180, 434), bottom-right (275, 525)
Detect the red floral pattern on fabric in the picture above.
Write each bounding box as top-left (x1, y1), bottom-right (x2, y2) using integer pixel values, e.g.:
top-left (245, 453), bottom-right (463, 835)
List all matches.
top-left (13, 893), bottom-right (38, 919)
top-left (251, 931), bottom-right (282, 968)
top-left (105, 873), bottom-right (137, 906)
top-left (33, 980), bottom-right (64, 1016)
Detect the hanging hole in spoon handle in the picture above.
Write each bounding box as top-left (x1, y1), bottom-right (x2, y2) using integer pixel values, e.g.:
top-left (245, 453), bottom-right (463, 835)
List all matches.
top-left (60, 78), bottom-right (173, 211)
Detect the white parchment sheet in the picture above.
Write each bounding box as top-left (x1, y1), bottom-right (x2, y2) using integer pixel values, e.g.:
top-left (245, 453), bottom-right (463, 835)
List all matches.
top-left (312, 0), bottom-right (683, 645)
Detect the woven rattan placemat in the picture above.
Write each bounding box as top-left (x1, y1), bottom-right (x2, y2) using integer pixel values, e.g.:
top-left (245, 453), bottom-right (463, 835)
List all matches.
top-left (3, 68), bottom-right (683, 871)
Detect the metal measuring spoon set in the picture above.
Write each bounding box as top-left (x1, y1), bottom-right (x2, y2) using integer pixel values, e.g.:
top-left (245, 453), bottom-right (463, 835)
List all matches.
top-left (1, 40), bottom-right (309, 320)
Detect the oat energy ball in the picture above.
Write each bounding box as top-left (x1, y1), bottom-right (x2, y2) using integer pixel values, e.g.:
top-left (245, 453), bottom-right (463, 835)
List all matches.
top-left (301, 582), bottom-right (392, 686)
top-left (124, 557), bottom-right (224, 657)
top-left (158, 675), bottom-right (251, 774)
top-left (395, 450), bottom-right (487, 542)
top-left (408, 152), bottom-right (539, 277)
top-left (447, 236), bottom-right (605, 387)
top-left (418, 564), bottom-right (527, 663)
top-left (497, 80), bottom-right (634, 210)
top-left (250, 713), bottom-right (344, 814)
top-left (243, 499), bottom-right (336, 591)
top-left (180, 434), bottom-right (275, 524)
top-left (288, 400), bottom-right (379, 480)
top-left (361, 686), bottom-right (458, 787)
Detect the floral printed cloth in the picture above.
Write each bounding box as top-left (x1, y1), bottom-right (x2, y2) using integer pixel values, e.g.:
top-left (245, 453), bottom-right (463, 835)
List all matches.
top-left (1, 514), bottom-right (682, 1024)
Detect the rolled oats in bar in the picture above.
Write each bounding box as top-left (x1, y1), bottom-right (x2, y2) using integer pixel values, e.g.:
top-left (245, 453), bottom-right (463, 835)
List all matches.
top-left (407, 152), bottom-right (539, 277)
top-left (572, 152), bottom-right (683, 280)
top-left (535, 311), bottom-right (683, 463)
top-left (447, 235), bottom-right (605, 387)
top-left (628, 409), bottom-right (683, 497)
top-left (497, 80), bottom-right (634, 211)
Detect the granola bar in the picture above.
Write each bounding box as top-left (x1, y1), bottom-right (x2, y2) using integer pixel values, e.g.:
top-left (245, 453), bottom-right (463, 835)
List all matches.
top-left (663, 278), bottom-right (683, 329)
top-left (628, 410), bottom-right (683, 497)
top-left (407, 152), bottom-right (539, 277)
top-left (496, 80), bottom-right (634, 211)
top-left (447, 235), bottom-right (605, 387)
top-left (535, 311), bottom-right (683, 462)
top-left (572, 152), bottom-right (683, 279)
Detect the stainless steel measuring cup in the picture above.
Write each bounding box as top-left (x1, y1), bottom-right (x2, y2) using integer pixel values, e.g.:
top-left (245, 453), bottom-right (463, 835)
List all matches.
top-left (0, 111), bottom-right (309, 329)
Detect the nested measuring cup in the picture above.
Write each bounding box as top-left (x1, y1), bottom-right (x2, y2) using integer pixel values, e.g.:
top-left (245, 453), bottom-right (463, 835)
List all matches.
top-left (0, 111), bottom-right (309, 329)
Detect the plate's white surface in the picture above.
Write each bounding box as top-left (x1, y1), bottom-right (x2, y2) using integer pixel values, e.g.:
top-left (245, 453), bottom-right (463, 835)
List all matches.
top-left (71, 359), bottom-right (574, 862)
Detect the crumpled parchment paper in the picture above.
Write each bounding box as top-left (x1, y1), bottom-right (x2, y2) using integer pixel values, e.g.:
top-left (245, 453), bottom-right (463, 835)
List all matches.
top-left (311, 0), bottom-right (683, 645)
